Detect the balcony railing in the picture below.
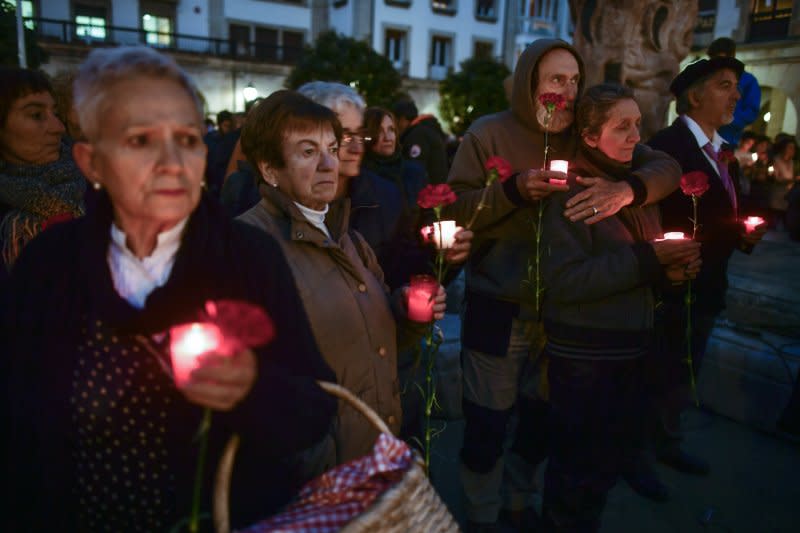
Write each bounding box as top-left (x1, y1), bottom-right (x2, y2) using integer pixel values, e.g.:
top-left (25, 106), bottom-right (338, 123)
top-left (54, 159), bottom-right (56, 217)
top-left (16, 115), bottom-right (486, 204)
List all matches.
top-left (24, 17), bottom-right (304, 65)
top-left (748, 8), bottom-right (792, 42)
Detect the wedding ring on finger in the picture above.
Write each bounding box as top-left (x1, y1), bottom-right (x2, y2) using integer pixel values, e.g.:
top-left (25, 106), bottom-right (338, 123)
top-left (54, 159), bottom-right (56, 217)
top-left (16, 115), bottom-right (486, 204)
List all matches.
top-left (592, 206), bottom-right (599, 216)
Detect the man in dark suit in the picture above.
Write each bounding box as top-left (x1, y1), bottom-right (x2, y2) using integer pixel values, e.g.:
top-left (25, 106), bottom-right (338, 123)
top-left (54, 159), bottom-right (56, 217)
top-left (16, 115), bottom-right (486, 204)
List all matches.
top-left (633, 57), bottom-right (767, 499)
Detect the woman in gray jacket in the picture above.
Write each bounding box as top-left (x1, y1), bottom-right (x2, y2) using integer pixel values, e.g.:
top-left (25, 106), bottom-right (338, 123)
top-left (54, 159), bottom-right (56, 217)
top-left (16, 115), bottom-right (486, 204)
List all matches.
top-left (540, 84), bottom-right (702, 531)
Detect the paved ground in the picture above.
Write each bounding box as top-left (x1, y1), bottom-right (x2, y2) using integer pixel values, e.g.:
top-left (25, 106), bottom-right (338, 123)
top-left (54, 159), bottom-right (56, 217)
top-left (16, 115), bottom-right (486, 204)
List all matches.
top-left (426, 229), bottom-right (800, 532)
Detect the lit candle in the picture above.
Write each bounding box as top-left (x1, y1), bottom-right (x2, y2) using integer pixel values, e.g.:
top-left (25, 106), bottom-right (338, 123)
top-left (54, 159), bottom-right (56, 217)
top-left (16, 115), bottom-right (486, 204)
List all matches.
top-left (751, 152), bottom-right (758, 162)
top-left (743, 215), bottom-right (765, 233)
top-left (421, 220), bottom-right (459, 249)
top-left (407, 275), bottom-right (439, 323)
top-left (170, 322), bottom-right (223, 386)
top-left (655, 231), bottom-right (686, 241)
top-left (549, 159), bottom-right (568, 185)
top-left (768, 165), bottom-right (774, 175)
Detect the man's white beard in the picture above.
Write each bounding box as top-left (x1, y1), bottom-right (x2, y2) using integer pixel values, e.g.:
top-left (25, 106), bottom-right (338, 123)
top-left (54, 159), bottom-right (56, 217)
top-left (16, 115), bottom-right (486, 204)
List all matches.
top-left (536, 106), bottom-right (574, 133)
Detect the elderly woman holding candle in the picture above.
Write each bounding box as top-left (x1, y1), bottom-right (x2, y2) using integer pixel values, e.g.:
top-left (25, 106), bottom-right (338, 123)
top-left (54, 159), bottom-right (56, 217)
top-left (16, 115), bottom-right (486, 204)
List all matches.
top-left (539, 84), bottom-right (702, 530)
top-left (2, 47), bottom-right (336, 531)
top-left (238, 89), bottom-right (448, 465)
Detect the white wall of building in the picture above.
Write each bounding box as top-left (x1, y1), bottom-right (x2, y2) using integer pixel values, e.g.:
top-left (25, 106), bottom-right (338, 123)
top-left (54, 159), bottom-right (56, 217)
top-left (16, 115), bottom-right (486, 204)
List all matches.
top-left (712, 0), bottom-right (741, 39)
top-left (177, 0), bottom-right (209, 36)
top-left (368, 1), bottom-right (505, 80)
top-left (329, 3), bottom-right (354, 36)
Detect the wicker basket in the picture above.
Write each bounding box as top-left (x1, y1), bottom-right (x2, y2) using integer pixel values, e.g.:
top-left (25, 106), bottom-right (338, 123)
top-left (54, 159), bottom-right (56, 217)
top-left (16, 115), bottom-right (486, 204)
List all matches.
top-left (213, 380), bottom-right (461, 533)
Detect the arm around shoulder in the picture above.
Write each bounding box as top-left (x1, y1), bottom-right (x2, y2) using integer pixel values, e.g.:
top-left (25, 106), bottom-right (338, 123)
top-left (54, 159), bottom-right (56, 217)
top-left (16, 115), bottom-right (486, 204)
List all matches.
top-left (630, 144), bottom-right (681, 205)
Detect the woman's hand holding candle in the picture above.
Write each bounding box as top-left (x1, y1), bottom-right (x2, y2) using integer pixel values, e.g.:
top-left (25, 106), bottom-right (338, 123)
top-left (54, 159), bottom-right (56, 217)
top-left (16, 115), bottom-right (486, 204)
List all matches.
top-left (651, 237), bottom-right (701, 266)
top-left (665, 256), bottom-right (702, 282)
top-left (181, 348), bottom-right (257, 411)
top-left (404, 279), bottom-right (448, 323)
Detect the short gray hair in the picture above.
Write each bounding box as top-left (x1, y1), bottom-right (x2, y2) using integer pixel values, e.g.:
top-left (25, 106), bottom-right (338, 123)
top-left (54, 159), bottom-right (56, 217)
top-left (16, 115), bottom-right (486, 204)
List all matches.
top-left (297, 81), bottom-right (365, 116)
top-left (74, 46), bottom-right (203, 140)
top-left (675, 75), bottom-right (710, 115)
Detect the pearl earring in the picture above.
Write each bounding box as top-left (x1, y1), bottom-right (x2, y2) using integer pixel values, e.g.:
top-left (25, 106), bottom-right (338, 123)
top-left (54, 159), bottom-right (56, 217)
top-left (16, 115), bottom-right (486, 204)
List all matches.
top-left (92, 182), bottom-right (101, 190)
top-left (271, 181), bottom-right (278, 188)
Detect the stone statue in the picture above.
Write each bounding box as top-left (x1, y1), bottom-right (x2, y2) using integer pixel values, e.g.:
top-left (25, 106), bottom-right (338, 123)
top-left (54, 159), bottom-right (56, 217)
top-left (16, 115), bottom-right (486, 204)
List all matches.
top-left (569, 0), bottom-right (698, 140)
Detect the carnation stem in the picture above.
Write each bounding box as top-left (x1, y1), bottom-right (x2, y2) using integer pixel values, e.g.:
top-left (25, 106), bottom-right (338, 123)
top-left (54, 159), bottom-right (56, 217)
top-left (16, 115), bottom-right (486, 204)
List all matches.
top-left (686, 280), bottom-right (699, 407)
top-left (466, 188), bottom-right (488, 230)
top-left (189, 408), bottom-right (212, 533)
top-left (686, 194), bottom-right (700, 407)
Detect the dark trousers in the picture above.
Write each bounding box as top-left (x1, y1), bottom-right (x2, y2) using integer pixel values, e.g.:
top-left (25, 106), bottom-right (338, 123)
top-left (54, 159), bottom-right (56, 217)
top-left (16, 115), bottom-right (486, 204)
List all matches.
top-left (543, 355), bottom-right (643, 532)
top-left (648, 295), bottom-right (719, 447)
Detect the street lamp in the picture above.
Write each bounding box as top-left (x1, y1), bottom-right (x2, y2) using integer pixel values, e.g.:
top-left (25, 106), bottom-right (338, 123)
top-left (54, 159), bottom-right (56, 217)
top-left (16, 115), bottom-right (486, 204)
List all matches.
top-left (242, 82), bottom-right (258, 103)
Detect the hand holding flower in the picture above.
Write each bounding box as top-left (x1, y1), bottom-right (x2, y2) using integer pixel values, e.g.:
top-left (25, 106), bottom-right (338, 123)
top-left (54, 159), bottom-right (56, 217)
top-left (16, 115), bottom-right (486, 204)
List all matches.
top-left (444, 229), bottom-right (473, 265)
top-left (665, 257), bottom-right (702, 282)
top-left (180, 348), bottom-right (257, 411)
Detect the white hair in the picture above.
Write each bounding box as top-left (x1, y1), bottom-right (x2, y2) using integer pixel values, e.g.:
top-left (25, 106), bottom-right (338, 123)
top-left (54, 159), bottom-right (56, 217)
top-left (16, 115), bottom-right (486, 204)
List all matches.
top-left (297, 81), bottom-right (365, 115)
top-left (73, 46), bottom-right (203, 140)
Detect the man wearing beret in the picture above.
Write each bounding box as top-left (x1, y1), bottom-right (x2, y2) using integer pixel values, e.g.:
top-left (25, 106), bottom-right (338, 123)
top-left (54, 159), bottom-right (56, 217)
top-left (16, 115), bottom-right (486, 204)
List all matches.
top-left (635, 57), bottom-right (767, 497)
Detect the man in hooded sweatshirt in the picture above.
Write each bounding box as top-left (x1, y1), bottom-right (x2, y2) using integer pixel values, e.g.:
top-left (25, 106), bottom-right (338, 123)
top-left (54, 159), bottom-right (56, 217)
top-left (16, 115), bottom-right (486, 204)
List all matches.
top-left (443, 39), bottom-right (682, 531)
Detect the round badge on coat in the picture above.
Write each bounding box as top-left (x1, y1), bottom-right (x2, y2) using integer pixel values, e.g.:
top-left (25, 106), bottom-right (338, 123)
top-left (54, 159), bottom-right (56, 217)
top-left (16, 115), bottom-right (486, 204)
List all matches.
top-left (409, 144), bottom-right (422, 158)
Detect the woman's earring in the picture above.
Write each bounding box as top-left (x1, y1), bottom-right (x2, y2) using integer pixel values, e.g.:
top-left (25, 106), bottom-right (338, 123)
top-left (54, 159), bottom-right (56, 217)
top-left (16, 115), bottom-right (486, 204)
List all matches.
top-left (92, 182), bottom-right (101, 190)
top-left (271, 181), bottom-right (278, 188)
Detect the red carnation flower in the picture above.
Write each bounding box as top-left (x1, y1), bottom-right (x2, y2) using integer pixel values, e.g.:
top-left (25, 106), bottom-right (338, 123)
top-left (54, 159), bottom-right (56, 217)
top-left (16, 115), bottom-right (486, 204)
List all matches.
top-left (417, 184), bottom-right (457, 210)
top-left (538, 92), bottom-right (567, 112)
top-left (680, 171), bottom-right (710, 197)
top-left (485, 156), bottom-right (513, 184)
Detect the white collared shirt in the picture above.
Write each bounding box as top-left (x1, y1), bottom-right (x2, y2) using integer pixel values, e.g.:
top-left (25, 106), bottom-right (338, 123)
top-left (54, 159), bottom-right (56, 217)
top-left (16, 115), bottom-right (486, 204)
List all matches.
top-left (681, 114), bottom-right (725, 176)
top-left (107, 219), bottom-right (188, 309)
top-left (294, 201), bottom-right (332, 239)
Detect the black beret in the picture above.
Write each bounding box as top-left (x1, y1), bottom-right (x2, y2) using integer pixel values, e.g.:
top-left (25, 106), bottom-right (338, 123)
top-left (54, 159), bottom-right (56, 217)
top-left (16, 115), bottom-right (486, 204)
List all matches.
top-left (669, 56), bottom-right (745, 98)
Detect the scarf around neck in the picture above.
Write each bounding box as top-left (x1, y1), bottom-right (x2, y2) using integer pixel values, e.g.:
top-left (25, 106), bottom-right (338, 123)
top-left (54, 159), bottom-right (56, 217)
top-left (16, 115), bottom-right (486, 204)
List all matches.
top-left (0, 143), bottom-right (86, 268)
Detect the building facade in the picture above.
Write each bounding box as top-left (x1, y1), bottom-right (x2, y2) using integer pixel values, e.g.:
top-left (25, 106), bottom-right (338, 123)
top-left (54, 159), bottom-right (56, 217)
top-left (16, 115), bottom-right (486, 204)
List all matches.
top-left (22, 0), bottom-right (550, 120)
top-left (682, 0), bottom-right (799, 140)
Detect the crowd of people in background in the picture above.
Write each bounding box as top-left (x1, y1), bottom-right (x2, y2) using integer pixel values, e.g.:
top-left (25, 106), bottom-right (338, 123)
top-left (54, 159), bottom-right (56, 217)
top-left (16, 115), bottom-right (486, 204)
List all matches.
top-left (0, 31), bottom-right (799, 533)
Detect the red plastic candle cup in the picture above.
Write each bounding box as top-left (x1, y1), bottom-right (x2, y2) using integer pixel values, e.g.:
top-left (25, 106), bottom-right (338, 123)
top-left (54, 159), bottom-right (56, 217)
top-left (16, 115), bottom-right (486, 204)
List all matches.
top-left (169, 322), bottom-right (223, 387)
top-left (743, 216), bottom-right (765, 233)
top-left (549, 159), bottom-right (568, 185)
top-left (428, 220), bottom-right (459, 250)
top-left (407, 275), bottom-right (439, 323)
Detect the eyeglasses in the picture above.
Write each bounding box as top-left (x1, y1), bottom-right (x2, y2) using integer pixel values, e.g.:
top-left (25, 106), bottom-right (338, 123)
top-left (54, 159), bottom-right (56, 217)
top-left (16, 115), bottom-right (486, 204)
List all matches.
top-left (341, 133), bottom-right (373, 146)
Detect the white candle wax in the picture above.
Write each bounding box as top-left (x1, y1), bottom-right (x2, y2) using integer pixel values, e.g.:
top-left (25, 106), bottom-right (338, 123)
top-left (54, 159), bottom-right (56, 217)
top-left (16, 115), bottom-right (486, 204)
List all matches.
top-left (431, 220), bottom-right (458, 250)
top-left (549, 160), bottom-right (568, 185)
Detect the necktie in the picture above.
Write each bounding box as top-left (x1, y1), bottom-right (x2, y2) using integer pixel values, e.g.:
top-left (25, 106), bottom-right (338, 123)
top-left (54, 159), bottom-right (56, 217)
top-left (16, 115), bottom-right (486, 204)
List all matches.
top-left (703, 142), bottom-right (738, 215)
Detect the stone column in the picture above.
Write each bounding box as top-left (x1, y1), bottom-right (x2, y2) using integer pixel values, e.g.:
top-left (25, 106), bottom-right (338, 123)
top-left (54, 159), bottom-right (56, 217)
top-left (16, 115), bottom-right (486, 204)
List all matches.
top-left (310, 0), bottom-right (330, 41)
